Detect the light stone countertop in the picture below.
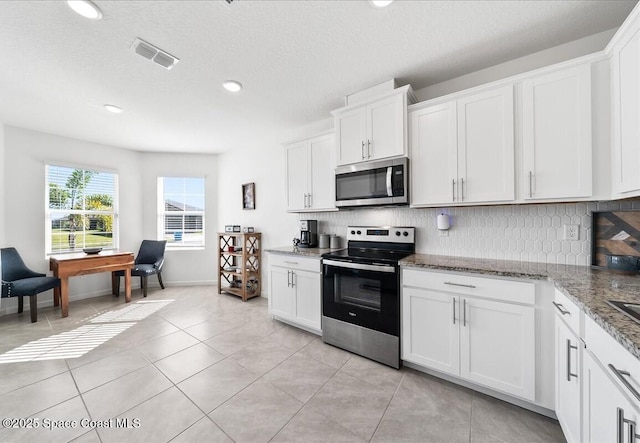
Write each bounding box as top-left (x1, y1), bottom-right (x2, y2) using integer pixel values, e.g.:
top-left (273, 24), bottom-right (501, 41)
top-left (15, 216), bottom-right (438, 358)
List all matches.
top-left (401, 254), bottom-right (640, 361)
top-left (264, 248), bottom-right (640, 360)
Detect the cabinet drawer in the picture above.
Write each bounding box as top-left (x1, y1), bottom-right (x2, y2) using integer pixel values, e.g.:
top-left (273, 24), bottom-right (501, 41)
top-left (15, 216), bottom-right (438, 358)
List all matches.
top-left (553, 289), bottom-right (582, 336)
top-left (269, 254), bottom-right (321, 273)
top-left (402, 269), bottom-right (535, 305)
top-left (585, 314), bottom-right (640, 402)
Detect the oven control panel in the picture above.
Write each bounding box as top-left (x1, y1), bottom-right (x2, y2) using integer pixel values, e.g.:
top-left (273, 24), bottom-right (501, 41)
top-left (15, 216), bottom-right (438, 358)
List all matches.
top-left (346, 226), bottom-right (415, 244)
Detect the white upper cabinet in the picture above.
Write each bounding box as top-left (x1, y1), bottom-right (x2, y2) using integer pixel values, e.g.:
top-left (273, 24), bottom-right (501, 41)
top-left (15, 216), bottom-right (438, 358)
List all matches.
top-left (333, 87), bottom-right (410, 166)
top-left (611, 8), bottom-right (640, 196)
top-left (410, 85), bottom-right (515, 206)
top-left (284, 131), bottom-right (336, 212)
top-left (522, 64), bottom-right (593, 200)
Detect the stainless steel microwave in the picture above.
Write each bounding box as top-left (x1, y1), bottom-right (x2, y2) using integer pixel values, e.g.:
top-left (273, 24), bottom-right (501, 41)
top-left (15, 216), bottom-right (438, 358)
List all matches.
top-left (335, 157), bottom-right (408, 208)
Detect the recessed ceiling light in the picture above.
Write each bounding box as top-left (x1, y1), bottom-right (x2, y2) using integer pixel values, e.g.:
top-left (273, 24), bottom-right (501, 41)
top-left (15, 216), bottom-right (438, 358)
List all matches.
top-left (370, 0), bottom-right (394, 8)
top-left (223, 80), bottom-right (242, 93)
top-left (103, 104), bottom-right (123, 114)
top-left (67, 0), bottom-right (103, 20)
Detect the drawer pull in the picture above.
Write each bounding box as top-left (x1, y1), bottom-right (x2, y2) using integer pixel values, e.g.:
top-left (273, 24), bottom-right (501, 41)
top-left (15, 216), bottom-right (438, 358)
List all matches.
top-left (284, 261), bottom-right (299, 265)
top-left (444, 281), bottom-right (476, 289)
top-left (452, 298), bottom-right (456, 325)
top-left (552, 301), bottom-right (571, 316)
top-left (609, 364), bottom-right (640, 403)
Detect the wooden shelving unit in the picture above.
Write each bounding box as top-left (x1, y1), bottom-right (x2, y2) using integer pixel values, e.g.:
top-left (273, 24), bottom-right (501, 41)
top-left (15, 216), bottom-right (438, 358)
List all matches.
top-left (217, 232), bottom-right (261, 301)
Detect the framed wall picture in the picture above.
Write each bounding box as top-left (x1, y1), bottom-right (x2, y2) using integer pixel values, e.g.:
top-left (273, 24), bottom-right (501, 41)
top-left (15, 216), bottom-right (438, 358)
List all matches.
top-left (242, 182), bottom-right (255, 210)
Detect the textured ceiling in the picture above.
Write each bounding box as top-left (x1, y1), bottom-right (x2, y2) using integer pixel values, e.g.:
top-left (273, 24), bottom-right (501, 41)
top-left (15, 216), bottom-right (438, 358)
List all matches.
top-left (0, 0), bottom-right (637, 153)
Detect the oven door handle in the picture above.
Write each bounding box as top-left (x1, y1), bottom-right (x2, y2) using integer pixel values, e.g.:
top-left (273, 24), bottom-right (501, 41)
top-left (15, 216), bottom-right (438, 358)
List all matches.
top-left (323, 259), bottom-right (396, 274)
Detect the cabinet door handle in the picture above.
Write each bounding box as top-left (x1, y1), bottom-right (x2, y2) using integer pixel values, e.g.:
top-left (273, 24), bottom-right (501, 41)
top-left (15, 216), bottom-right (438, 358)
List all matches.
top-left (452, 179), bottom-right (456, 202)
top-left (566, 339), bottom-right (578, 381)
top-left (367, 139), bottom-right (371, 158)
top-left (452, 298), bottom-right (456, 325)
top-left (529, 171), bottom-right (533, 198)
top-left (463, 298), bottom-right (467, 327)
top-left (444, 281), bottom-right (476, 289)
top-left (308, 193), bottom-right (312, 208)
top-left (291, 271), bottom-right (296, 287)
top-left (461, 178), bottom-right (465, 201)
top-left (609, 364), bottom-right (640, 402)
top-left (552, 301), bottom-right (571, 316)
top-left (287, 270), bottom-right (291, 287)
top-left (361, 141), bottom-right (365, 160)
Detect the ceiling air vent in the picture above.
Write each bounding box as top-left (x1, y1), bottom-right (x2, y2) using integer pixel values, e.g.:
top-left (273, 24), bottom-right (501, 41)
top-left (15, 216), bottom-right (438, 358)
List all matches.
top-left (131, 38), bottom-right (179, 70)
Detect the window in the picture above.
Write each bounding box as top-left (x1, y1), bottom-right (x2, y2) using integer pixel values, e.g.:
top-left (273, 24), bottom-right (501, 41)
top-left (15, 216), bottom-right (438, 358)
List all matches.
top-left (46, 165), bottom-right (118, 254)
top-left (158, 177), bottom-right (205, 248)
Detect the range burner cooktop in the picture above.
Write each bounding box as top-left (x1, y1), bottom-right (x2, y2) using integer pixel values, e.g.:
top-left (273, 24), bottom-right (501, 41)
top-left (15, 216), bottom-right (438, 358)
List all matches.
top-left (322, 226), bottom-right (415, 264)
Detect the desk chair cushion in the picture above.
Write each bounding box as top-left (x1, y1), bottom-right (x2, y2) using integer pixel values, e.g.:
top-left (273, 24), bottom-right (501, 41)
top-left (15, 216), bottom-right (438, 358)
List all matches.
top-left (2, 276), bottom-right (60, 297)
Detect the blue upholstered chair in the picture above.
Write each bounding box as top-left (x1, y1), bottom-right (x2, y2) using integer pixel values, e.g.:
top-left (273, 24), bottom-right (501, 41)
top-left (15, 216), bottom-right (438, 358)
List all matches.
top-left (0, 247), bottom-right (60, 322)
top-left (113, 240), bottom-right (166, 298)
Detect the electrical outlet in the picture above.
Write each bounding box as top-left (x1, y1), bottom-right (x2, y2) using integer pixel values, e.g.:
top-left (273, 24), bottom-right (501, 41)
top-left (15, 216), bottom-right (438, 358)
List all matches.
top-left (563, 224), bottom-right (580, 241)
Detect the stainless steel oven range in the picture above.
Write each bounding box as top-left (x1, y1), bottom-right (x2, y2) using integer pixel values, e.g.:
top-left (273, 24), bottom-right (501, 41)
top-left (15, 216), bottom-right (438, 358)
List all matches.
top-left (321, 226), bottom-right (415, 369)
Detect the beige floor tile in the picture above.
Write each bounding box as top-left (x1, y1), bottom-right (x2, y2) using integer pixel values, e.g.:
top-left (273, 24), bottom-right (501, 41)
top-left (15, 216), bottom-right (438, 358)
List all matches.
top-left (69, 429), bottom-right (101, 442)
top-left (264, 352), bottom-right (337, 402)
top-left (229, 336), bottom-right (295, 375)
top-left (154, 342), bottom-right (224, 383)
top-left (470, 393), bottom-right (565, 443)
top-left (135, 330), bottom-right (200, 362)
top-left (82, 364), bottom-right (172, 419)
top-left (183, 318), bottom-right (240, 341)
top-left (0, 371), bottom-right (79, 418)
top-left (268, 324), bottom-right (317, 351)
top-left (210, 380), bottom-right (303, 443)
top-left (97, 387), bottom-right (204, 443)
top-left (340, 354), bottom-right (405, 395)
top-left (0, 396), bottom-right (90, 443)
top-left (204, 327), bottom-right (267, 356)
top-left (177, 359), bottom-right (259, 413)
top-left (305, 371), bottom-right (394, 441)
top-left (272, 405), bottom-right (366, 443)
top-left (70, 348), bottom-right (149, 393)
top-left (0, 359), bottom-right (69, 396)
top-left (298, 337), bottom-right (352, 369)
top-left (170, 417), bottom-right (233, 443)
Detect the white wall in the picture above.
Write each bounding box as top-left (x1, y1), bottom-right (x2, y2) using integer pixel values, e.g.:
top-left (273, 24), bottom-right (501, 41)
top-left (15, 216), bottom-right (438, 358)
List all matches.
top-left (139, 152), bottom-right (219, 286)
top-left (2, 126), bottom-right (142, 312)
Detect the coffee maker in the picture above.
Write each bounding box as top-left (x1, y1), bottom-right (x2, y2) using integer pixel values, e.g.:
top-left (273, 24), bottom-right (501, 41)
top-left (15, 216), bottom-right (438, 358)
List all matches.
top-left (299, 220), bottom-right (318, 248)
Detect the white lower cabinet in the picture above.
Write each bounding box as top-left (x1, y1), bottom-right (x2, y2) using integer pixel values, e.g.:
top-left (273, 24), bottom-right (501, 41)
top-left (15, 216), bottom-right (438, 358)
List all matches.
top-left (554, 298), bottom-right (583, 443)
top-left (268, 254), bottom-right (322, 333)
top-left (583, 350), bottom-right (640, 443)
top-left (402, 270), bottom-right (535, 401)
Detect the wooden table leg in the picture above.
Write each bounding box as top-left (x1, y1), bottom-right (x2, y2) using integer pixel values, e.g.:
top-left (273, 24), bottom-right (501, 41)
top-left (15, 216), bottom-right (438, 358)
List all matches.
top-left (124, 268), bottom-right (132, 303)
top-left (60, 277), bottom-right (69, 317)
top-left (53, 285), bottom-right (60, 307)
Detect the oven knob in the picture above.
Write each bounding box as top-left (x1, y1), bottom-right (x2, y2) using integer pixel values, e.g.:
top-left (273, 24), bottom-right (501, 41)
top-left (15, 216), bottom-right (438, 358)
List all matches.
top-left (403, 231), bottom-right (409, 237)
top-left (395, 231), bottom-right (401, 236)
top-left (356, 230), bottom-right (361, 235)
top-left (350, 230), bottom-right (355, 235)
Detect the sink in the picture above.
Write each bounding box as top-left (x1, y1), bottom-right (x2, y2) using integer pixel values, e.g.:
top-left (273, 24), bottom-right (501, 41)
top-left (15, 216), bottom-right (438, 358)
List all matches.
top-left (607, 300), bottom-right (640, 324)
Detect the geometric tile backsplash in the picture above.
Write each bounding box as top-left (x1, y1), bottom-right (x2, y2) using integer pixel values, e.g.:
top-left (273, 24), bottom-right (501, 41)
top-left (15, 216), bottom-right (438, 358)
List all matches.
top-left (300, 199), bottom-right (640, 266)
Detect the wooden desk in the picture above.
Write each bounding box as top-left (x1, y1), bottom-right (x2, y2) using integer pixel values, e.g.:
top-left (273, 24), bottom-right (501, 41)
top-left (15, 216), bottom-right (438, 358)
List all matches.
top-left (49, 251), bottom-right (134, 317)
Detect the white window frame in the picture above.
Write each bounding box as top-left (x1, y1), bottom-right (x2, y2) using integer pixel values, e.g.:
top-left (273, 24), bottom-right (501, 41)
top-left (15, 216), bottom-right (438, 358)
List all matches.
top-left (45, 164), bottom-right (119, 256)
top-left (157, 177), bottom-right (205, 250)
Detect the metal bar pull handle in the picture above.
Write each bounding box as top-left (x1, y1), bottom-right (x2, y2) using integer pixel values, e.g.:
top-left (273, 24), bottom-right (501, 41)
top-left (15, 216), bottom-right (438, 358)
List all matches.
top-left (367, 139), bottom-right (371, 159)
top-left (452, 298), bottom-right (456, 325)
top-left (287, 270), bottom-right (291, 287)
top-left (609, 364), bottom-right (640, 402)
top-left (552, 301), bottom-right (571, 315)
top-left (444, 281), bottom-right (477, 289)
top-left (566, 339), bottom-right (578, 381)
top-left (452, 179), bottom-right (456, 202)
top-left (618, 408), bottom-right (626, 443)
top-left (291, 271), bottom-right (296, 287)
top-left (463, 299), bottom-right (467, 327)
top-left (284, 261), bottom-right (299, 265)
top-left (461, 178), bottom-right (465, 201)
top-left (529, 171), bottom-right (533, 198)
top-left (308, 193), bottom-right (312, 208)
top-left (361, 141), bottom-right (365, 160)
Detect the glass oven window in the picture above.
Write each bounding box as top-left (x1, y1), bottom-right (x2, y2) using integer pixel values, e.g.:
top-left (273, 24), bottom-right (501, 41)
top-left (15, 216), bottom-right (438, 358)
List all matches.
top-left (336, 167), bottom-right (388, 201)
top-left (334, 274), bottom-right (381, 311)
